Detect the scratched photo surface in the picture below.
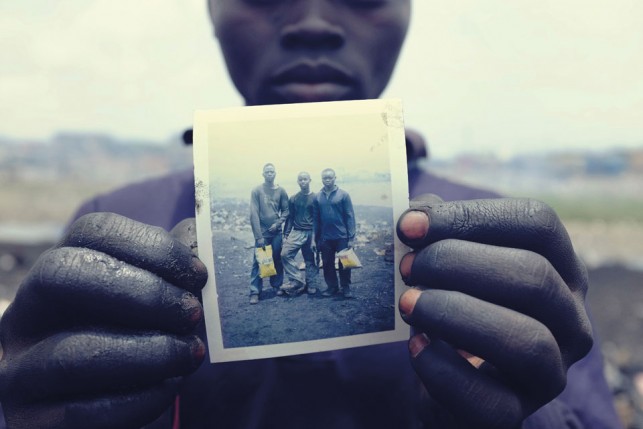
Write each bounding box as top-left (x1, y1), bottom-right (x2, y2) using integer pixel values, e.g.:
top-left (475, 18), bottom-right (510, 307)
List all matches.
top-left (193, 99), bottom-right (409, 362)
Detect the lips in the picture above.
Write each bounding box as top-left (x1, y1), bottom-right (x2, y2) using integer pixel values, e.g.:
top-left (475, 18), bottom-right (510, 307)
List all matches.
top-left (268, 61), bottom-right (356, 103)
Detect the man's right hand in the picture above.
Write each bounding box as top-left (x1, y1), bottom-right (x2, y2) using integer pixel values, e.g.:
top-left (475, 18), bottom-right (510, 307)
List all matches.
top-left (0, 213), bottom-right (208, 429)
top-left (256, 238), bottom-right (266, 249)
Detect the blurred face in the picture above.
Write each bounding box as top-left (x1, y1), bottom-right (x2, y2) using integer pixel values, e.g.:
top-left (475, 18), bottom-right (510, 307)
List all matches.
top-left (263, 164), bottom-right (276, 183)
top-left (297, 172), bottom-right (311, 191)
top-left (321, 169), bottom-right (336, 189)
top-left (209, 0), bottom-right (411, 105)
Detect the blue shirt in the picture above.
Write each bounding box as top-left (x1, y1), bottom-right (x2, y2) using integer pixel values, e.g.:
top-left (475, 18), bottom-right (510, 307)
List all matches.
top-left (314, 186), bottom-right (356, 242)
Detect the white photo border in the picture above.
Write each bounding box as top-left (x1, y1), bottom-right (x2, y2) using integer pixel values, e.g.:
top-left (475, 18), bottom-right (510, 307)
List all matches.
top-left (194, 99), bottom-right (410, 363)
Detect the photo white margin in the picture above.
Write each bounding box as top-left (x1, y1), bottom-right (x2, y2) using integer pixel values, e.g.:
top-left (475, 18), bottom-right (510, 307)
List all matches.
top-left (193, 99), bottom-right (410, 363)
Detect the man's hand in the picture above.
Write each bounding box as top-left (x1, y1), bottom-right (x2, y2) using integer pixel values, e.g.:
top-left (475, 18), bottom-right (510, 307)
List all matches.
top-left (256, 238), bottom-right (266, 249)
top-left (0, 213), bottom-right (208, 429)
top-left (396, 196), bottom-right (592, 429)
top-left (267, 224), bottom-right (278, 234)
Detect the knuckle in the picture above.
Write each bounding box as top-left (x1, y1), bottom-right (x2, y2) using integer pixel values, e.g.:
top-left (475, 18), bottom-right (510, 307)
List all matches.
top-left (63, 213), bottom-right (173, 258)
top-left (523, 326), bottom-right (567, 395)
top-left (32, 247), bottom-right (116, 299)
top-left (409, 241), bottom-right (446, 285)
top-left (45, 332), bottom-right (194, 382)
top-left (527, 327), bottom-right (558, 361)
top-left (524, 199), bottom-right (560, 233)
top-left (6, 248), bottom-right (80, 318)
top-left (516, 251), bottom-right (557, 302)
top-left (62, 212), bottom-right (116, 246)
top-left (449, 203), bottom-right (474, 235)
top-left (135, 223), bottom-right (168, 251)
top-left (571, 255), bottom-right (590, 296)
top-left (422, 239), bottom-right (452, 270)
top-left (569, 316), bottom-right (594, 364)
top-left (33, 248), bottom-right (83, 289)
top-left (47, 334), bottom-right (87, 380)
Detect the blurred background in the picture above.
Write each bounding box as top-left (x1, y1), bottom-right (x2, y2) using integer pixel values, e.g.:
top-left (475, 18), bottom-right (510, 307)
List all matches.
top-left (1, 1), bottom-right (642, 427)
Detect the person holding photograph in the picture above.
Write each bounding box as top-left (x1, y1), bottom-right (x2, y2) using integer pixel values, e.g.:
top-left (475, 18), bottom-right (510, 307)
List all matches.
top-left (249, 163), bottom-right (289, 304)
top-left (280, 172), bottom-right (318, 295)
top-left (314, 168), bottom-right (356, 299)
top-left (0, 1), bottom-right (621, 428)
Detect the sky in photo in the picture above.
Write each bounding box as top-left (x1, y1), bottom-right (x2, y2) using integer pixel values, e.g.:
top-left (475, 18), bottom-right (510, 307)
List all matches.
top-left (200, 103), bottom-right (400, 207)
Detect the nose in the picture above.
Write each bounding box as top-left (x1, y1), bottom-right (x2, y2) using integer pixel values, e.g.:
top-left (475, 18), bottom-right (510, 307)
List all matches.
top-left (280, 0), bottom-right (345, 51)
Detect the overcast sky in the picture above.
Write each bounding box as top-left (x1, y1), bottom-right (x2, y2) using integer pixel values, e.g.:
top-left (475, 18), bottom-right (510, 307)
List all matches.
top-left (199, 102), bottom-right (400, 205)
top-left (1, 0), bottom-right (642, 158)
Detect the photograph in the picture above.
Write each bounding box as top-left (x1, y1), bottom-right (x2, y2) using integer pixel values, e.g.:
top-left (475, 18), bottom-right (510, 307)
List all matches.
top-left (194, 99), bottom-right (409, 362)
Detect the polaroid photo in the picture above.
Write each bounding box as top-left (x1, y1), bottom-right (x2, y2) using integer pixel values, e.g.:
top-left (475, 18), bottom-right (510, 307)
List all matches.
top-left (193, 99), bottom-right (409, 362)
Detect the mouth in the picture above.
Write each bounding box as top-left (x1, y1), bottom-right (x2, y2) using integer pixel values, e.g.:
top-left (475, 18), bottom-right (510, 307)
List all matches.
top-left (269, 61), bottom-right (356, 103)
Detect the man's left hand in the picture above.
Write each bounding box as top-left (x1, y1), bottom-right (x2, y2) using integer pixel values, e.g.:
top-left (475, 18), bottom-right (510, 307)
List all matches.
top-left (267, 224), bottom-right (278, 234)
top-left (396, 196), bottom-right (592, 428)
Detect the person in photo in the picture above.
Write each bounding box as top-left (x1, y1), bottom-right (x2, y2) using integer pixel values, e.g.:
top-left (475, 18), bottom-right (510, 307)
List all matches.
top-left (314, 168), bottom-right (356, 298)
top-left (249, 163), bottom-right (289, 304)
top-left (280, 172), bottom-right (319, 295)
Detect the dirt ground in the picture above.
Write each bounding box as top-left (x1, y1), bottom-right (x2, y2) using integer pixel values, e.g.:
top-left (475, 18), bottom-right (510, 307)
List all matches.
top-left (209, 204), bottom-right (397, 348)
top-left (214, 234), bottom-right (395, 348)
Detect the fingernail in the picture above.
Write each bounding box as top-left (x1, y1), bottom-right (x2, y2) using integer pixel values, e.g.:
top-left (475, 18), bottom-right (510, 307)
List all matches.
top-left (457, 349), bottom-right (485, 369)
top-left (409, 333), bottom-right (430, 358)
top-left (399, 252), bottom-right (416, 284)
top-left (399, 288), bottom-right (421, 320)
top-left (182, 294), bottom-right (203, 324)
top-left (398, 211), bottom-right (429, 241)
top-left (191, 338), bottom-right (206, 367)
top-left (192, 256), bottom-right (207, 274)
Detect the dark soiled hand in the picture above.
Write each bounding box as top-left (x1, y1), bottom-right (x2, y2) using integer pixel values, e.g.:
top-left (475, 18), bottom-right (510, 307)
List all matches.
top-left (396, 195), bottom-right (593, 429)
top-left (0, 213), bottom-right (208, 429)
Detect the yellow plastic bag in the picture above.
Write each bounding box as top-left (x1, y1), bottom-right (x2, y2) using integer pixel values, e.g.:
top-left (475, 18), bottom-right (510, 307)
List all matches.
top-left (256, 245), bottom-right (277, 278)
top-left (337, 248), bottom-right (362, 269)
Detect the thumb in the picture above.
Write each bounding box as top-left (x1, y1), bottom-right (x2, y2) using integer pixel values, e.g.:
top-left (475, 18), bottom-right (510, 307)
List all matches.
top-left (170, 218), bottom-right (199, 257)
